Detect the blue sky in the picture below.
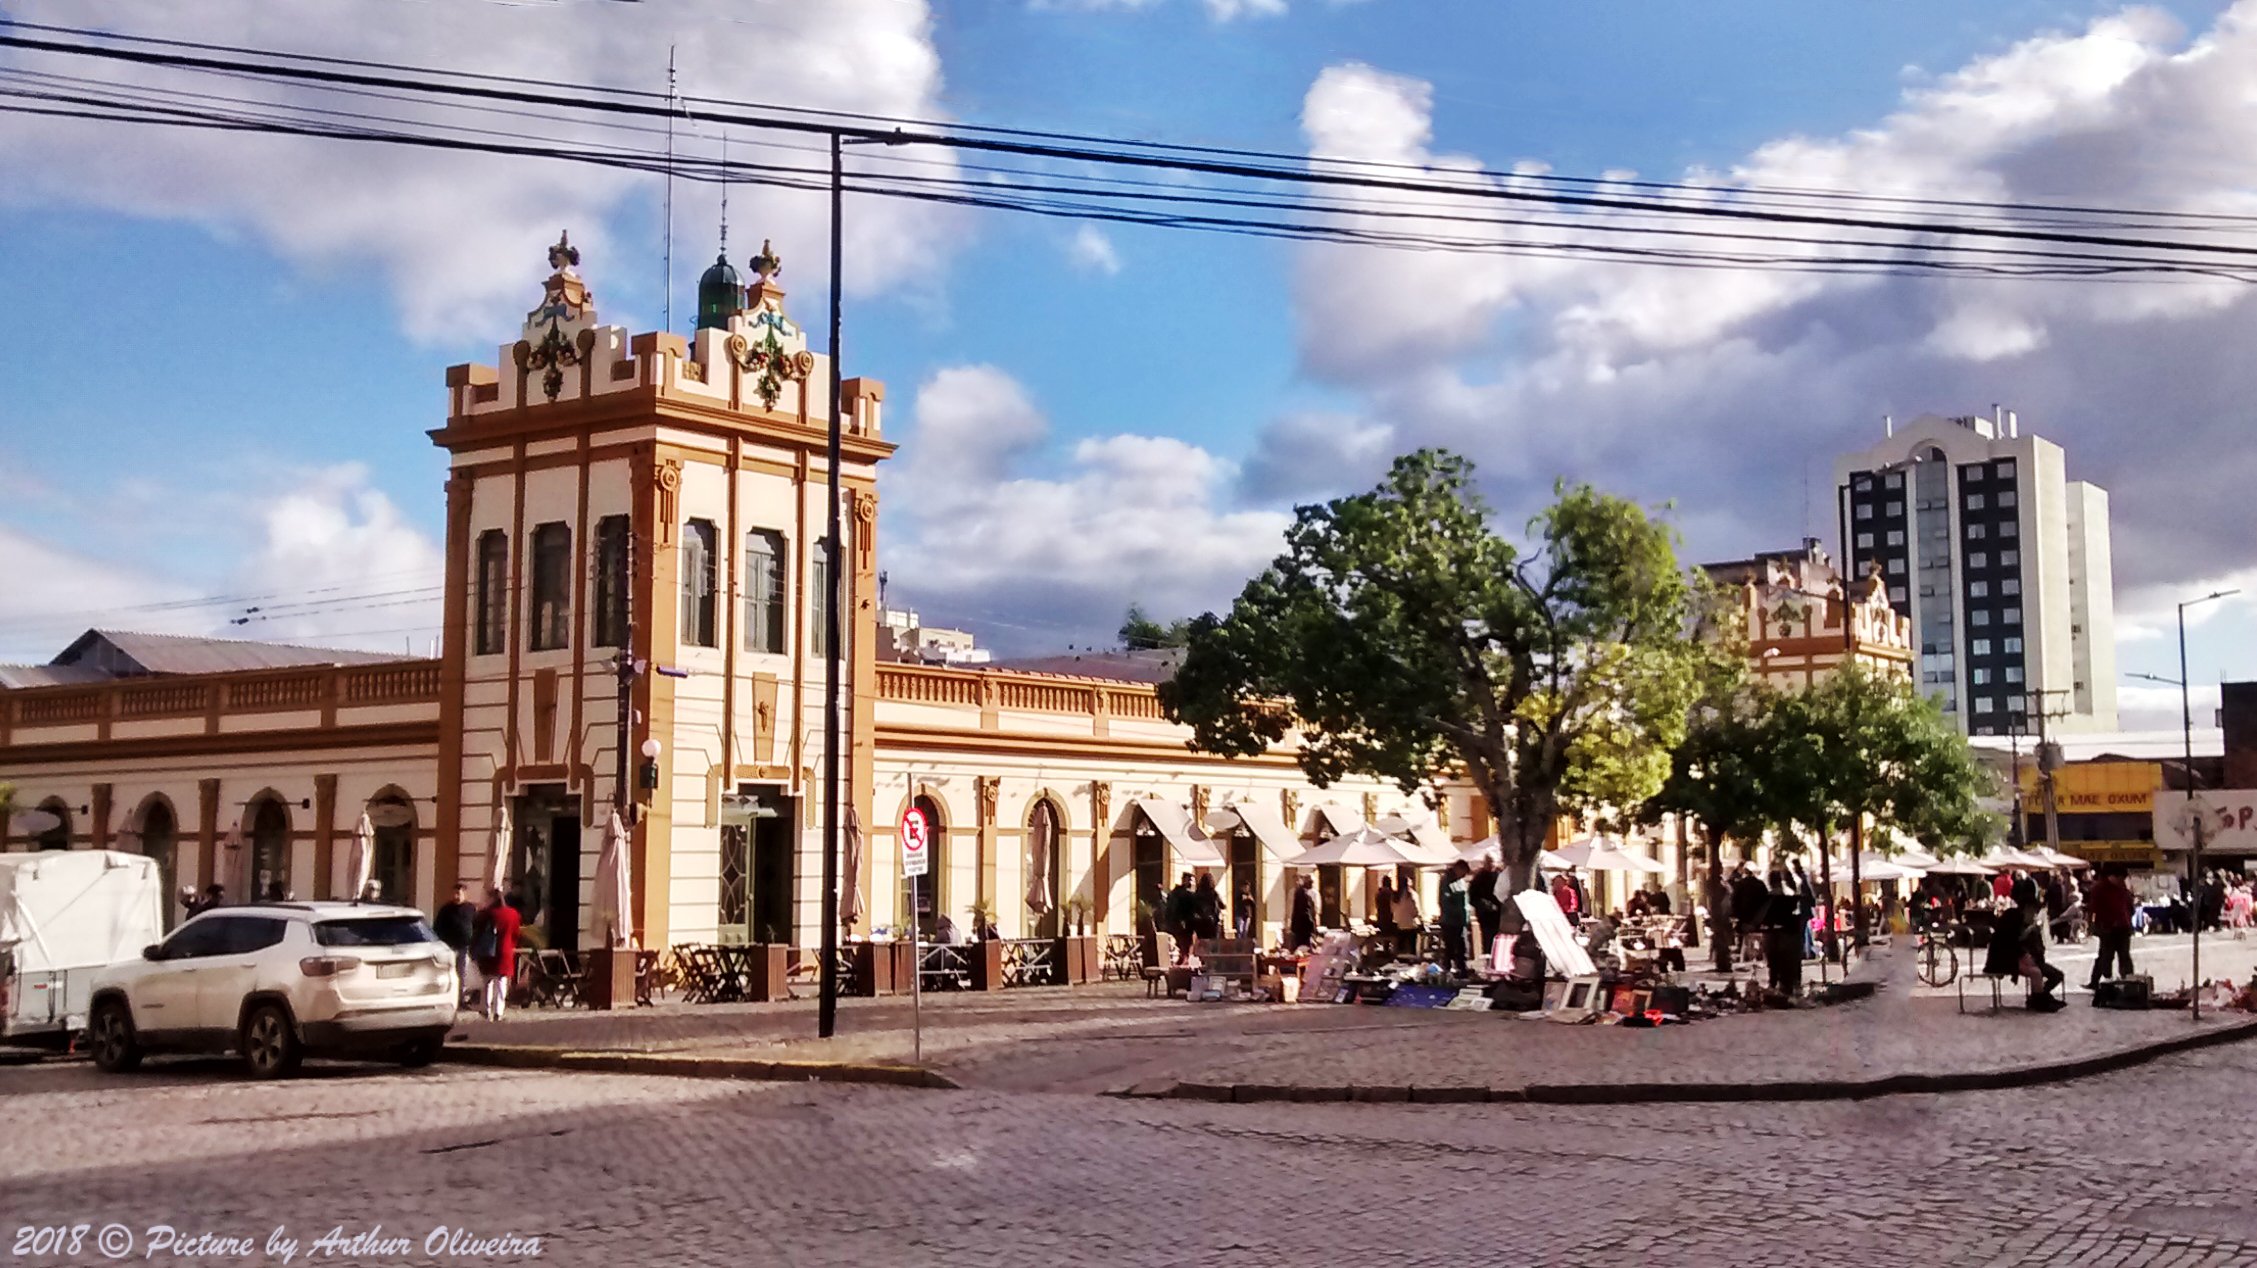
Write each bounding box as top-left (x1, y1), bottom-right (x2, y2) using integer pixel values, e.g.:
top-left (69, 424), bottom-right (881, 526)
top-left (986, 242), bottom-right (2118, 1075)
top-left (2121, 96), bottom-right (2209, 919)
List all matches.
top-left (1, 0), bottom-right (2251, 727)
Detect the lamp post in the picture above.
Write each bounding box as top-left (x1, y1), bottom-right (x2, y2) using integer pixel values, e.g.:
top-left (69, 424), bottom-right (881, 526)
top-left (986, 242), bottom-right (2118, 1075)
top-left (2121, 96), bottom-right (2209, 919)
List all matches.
top-left (2128, 586), bottom-right (2236, 1020)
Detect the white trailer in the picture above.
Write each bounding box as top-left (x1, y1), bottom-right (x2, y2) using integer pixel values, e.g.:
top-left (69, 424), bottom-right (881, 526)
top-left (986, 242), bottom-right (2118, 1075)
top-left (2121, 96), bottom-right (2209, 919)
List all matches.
top-left (0, 851), bottom-right (166, 1047)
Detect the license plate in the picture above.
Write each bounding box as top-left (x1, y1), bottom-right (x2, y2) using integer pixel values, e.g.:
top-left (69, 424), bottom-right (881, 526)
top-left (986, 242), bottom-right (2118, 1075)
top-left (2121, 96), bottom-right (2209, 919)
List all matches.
top-left (377, 962), bottom-right (416, 979)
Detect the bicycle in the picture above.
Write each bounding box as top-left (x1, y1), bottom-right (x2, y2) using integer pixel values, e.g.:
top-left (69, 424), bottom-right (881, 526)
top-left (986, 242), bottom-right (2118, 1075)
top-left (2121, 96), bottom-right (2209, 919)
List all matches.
top-left (1915, 922), bottom-right (1959, 987)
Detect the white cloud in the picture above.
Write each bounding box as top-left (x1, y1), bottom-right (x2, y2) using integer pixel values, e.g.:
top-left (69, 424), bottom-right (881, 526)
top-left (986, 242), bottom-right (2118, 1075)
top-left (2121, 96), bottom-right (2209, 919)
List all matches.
top-left (882, 365), bottom-right (1289, 649)
top-left (2115, 681), bottom-right (2220, 732)
top-left (0, 0), bottom-right (962, 342)
top-left (1253, 4), bottom-right (2257, 659)
top-left (1066, 224), bottom-right (1124, 276)
top-left (1031, 0), bottom-right (1286, 18)
top-left (1203, 0), bottom-right (1289, 19)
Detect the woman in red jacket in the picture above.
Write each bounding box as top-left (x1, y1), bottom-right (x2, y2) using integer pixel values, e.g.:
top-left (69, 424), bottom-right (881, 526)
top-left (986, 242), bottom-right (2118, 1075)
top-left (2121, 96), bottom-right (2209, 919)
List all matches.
top-left (473, 888), bottom-right (523, 1021)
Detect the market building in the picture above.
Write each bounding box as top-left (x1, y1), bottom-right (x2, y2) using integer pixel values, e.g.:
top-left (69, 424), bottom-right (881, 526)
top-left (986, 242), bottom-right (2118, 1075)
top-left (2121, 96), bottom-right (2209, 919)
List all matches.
top-left (0, 237), bottom-right (1457, 954)
top-left (1700, 538), bottom-right (1914, 688)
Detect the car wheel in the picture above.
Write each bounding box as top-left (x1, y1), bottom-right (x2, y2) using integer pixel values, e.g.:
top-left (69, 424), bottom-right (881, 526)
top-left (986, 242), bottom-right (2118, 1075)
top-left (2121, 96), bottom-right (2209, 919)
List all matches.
top-left (88, 1001), bottom-right (143, 1073)
top-left (239, 1003), bottom-right (302, 1079)
top-left (397, 1036), bottom-right (443, 1068)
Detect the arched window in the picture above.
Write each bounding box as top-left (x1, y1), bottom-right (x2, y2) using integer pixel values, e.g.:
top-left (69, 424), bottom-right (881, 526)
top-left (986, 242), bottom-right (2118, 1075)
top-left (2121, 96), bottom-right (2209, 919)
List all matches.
top-left (475, 529), bottom-right (510, 656)
top-left (33, 799), bottom-right (71, 851)
top-left (366, 789), bottom-right (417, 906)
top-left (1027, 799), bottom-right (1063, 938)
top-left (528, 522), bottom-right (573, 651)
top-left (248, 797), bottom-right (291, 901)
top-left (135, 798), bottom-right (179, 928)
top-left (743, 529), bottom-right (786, 653)
top-left (681, 519), bottom-right (718, 647)
top-left (905, 795), bottom-right (947, 940)
top-left (592, 515), bottom-right (630, 648)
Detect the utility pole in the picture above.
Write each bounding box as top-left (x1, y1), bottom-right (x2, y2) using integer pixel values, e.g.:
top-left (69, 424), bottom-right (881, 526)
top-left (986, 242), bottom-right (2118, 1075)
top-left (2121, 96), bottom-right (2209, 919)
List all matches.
top-left (2028, 688), bottom-right (2070, 859)
top-left (613, 528), bottom-right (641, 826)
top-left (817, 132), bottom-right (845, 1040)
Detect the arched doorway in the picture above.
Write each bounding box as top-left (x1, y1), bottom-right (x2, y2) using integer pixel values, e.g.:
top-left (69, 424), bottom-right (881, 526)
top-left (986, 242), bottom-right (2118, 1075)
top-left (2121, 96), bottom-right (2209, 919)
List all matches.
top-left (903, 795), bottom-right (947, 940)
top-left (1131, 810), bottom-right (1167, 937)
top-left (1026, 799), bottom-right (1063, 938)
top-left (247, 796), bottom-right (291, 901)
top-left (135, 798), bottom-right (179, 930)
top-left (33, 799), bottom-right (71, 851)
top-left (366, 789), bottom-right (417, 906)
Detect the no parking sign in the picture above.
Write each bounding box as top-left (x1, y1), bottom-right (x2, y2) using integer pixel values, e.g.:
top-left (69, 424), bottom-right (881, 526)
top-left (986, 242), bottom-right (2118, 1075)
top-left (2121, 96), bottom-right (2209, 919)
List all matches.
top-left (900, 808), bottom-right (931, 878)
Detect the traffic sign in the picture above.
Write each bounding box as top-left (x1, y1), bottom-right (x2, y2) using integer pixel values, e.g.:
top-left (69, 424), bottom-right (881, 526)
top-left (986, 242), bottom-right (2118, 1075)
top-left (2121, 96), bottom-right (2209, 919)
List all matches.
top-left (900, 807), bottom-right (930, 878)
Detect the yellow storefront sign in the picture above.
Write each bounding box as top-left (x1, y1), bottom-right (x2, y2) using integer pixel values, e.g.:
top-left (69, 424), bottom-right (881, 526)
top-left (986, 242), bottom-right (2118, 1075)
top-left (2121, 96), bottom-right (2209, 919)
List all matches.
top-left (2017, 761), bottom-right (2160, 813)
top-left (2061, 841), bottom-right (2164, 868)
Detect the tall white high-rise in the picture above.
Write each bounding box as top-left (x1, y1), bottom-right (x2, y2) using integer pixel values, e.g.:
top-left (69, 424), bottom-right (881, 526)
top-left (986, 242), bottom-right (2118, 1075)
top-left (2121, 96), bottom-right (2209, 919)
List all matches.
top-left (1835, 408), bottom-right (2117, 736)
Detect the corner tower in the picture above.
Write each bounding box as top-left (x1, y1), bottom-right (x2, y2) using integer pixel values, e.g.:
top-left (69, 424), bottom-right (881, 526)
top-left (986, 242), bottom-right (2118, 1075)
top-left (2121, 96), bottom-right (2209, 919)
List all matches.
top-left (432, 233), bottom-right (891, 954)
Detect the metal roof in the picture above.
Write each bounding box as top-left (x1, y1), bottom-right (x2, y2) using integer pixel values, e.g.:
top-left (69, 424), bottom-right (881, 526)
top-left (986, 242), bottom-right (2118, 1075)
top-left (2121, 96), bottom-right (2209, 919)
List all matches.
top-left (982, 648), bottom-right (1184, 685)
top-left (45, 629), bottom-right (412, 679)
top-left (0, 664), bottom-right (112, 689)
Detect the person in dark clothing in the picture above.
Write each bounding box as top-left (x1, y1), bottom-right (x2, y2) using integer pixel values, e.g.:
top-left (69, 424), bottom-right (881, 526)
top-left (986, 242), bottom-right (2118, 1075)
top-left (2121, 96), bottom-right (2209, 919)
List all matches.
top-left (186, 883), bottom-right (225, 917)
top-left (2200, 871), bottom-right (2228, 933)
top-left (1373, 877), bottom-right (1399, 942)
top-left (1790, 858), bottom-right (1817, 959)
top-left (1233, 885), bottom-right (1255, 942)
top-left (1647, 885), bottom-right (1673, 917)
top-left (1470, 859), bottom-right (1505, 961)
top-left (1287, 876), bottom-right (1318, 951)
top-left (1730, 866), bottom-right (1770, 962)
top-left (434, 884), bottom-right (477, 994)
top-left (2085, 863), bottom-right (2136, 989)
top-left (1985, 889), bottom-right (2065, 1010)
top-left (1190, 873), bottom-right (1224, 956)
top-left (1164, 874), bottom-right (1197, 963)
top-left (1762, 871), bottom-right (1804, 997)
top-left (1438, 861), bottom-right (1473, 977)
top-left (2044, 873), bottom-right (2070, 943)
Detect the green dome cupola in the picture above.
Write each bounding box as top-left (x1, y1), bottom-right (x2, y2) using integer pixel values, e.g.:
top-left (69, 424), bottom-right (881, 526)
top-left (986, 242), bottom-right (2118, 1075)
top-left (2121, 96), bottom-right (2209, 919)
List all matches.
top-left (695, 252), bottom-right (744, 331)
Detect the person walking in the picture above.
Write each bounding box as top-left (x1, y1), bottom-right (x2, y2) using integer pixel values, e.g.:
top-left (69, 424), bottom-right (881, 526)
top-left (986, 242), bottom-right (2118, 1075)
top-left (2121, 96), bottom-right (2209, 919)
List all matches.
top-left (1470, 858), bottom-right (1505, 967)
top-left (471, 887), bottom-right (522, 1021)
top-left (434, 884), bottom-right (477, 1003)
top-left (2044, 872), bottom-right (2070, 944)
top-left (1790, 858), bottom-right (1818, 960)
top-left (2085, 863), bottom-right (2136, 990)
top-left (1730, 865), bottom-right (1769, 963)
top-left (1762, 871), bottom-right (1803, 999)
top-left (1233, 884), bottom-right (1255, 943)
top-left (1190, 872), bottom-right (1223, 959)
top-left (1551, 869), bottom-right (1582, 927)
top-left (1390, 874), bottom-right (1423, 956)
top-left (1373, 876), bottom-right (1399, 945)
top-left (1439, 861), bottom-right (1473, 978)
top-left (1288, 875), bottom-right (1318, 951)
top-left (1164, 873), bottom-right (1197, 963)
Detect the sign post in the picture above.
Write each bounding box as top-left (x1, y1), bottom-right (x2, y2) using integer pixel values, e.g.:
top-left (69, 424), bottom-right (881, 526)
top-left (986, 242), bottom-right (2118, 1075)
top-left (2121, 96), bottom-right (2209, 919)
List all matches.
top-left (900, 807), bottom-right (930, 1064)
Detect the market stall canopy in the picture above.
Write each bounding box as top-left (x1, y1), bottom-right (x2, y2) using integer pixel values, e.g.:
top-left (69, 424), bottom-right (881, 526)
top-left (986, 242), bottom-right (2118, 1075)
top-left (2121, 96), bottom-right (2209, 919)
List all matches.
top-left (1826, 853), bottom-right (1924, 883)
top-left (1133, 798), bottom-right (1227, 868)
top-left (1291, 825), bottom-right (1427, 869)
top-left (1921, 856), bottom-right (1997, 876)
top-left (2022, 845), bottom-right (2092, 870)
top-left (1311, 803), bottom-right (1366, 839)
top-left (1372, 813), bottom-right (1457, 866)
top-left (1982, 847), bottom-right (2054, 870)
top-left (1544, 837), bottom-right (1667, 874)
top-left (1455, 834), bottom-right (1504, 865)
top-left (1202, 802), bottom-right (1302, 863)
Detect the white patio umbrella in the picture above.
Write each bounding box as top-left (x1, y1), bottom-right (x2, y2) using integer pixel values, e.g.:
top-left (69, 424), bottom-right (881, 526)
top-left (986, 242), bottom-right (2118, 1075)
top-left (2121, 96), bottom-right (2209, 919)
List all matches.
top-left (591, 810), bottom-right (633, 948)
top-left (1543, 837), bottom-right (1665, 874)
top-left (1454, 834), bottom-right (1503, 865)
top-left (2023, 845), bottom-right (2091, 870)
top-left (1921, 856), bottom-right (1997, 877)
top-left (1290, 826), bottom-right (1427, 869)
top-left (1372, 813), bottom-right (1458, 866)
top-left (1826, 853), bottom-right (1923, 883)
top-left (1982, 846), bottom-right (2052, 870)
top-left (484, 801), bottom-right (511, 897)
top-left (346, 811), bottom-right (376, 901)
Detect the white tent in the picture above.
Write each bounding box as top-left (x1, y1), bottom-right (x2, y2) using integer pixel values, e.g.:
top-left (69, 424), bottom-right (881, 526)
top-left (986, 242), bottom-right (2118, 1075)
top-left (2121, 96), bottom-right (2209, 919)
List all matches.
top-left (1372, 813), bottom-right (1458, 866)
top-left (1202, 802), bottom-right (1303, 862)
top-left (1544, 837), bottom-right (1667, 874)
top-left (1921, 856), bottom-right (1997, 877)
top-left (1290, 826), bottom-right (1428, 869)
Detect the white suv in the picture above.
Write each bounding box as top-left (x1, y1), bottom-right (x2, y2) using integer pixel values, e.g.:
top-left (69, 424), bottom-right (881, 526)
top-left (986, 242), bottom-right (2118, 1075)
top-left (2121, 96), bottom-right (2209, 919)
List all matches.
top-left (87, 902), bottom-right (458, 1078)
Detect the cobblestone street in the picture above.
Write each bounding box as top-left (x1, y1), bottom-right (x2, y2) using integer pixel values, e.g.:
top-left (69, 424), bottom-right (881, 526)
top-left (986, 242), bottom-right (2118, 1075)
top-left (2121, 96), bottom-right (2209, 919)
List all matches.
top-left (6, 1038), bottom-right (2257, 1268)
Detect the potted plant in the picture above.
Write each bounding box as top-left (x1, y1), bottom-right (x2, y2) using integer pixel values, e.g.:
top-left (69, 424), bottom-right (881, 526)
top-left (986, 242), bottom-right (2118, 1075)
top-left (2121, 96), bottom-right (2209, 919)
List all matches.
top-left (1055, 897), bottom-right (1096, 984)
top-left (968, 901), bottom-right (1006, 990)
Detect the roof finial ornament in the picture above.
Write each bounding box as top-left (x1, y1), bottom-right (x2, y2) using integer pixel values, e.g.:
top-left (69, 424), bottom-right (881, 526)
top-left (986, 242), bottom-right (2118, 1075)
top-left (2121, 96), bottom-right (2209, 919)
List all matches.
top-left (548, 230), bottom-right (580, 273)
top-left (750, 238), bottom-right (781, 284)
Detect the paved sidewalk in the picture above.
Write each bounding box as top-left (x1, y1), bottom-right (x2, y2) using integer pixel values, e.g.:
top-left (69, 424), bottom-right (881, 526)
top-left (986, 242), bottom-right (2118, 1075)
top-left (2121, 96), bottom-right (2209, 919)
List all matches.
top-left (450, 937), bottom-right (2257, 1099)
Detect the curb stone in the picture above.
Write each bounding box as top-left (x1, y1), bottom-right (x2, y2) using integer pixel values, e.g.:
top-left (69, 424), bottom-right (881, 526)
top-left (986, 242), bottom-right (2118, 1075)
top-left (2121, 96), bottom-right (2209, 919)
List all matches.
top-left (1106, 1015), bottom-right (2257, 1107)
top-left (438, 1043), bottom-right (959, 1089)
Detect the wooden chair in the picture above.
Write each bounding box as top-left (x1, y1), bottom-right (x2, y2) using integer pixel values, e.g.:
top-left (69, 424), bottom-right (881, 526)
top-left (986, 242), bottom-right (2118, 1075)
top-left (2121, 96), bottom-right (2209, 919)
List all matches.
top-left (538, 948), bottom-right (588, 1009)
top-left (1102, 934), bottom-right (1140, 981)
top-left (1142, 933), bottom-right (1183, 998)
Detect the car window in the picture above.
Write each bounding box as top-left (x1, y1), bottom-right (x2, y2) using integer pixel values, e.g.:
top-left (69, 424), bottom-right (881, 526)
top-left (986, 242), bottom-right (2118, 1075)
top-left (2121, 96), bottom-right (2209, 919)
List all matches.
top-left (158, 917), bottom-right (233, 960)
top-left (313, 916), bottom-right (438, 948)
top-left (220, 917), bottom-right (289, 955)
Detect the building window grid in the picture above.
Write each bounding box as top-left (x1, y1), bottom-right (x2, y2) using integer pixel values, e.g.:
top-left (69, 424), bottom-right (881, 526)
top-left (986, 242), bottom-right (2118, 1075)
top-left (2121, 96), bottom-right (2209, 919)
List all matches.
top-left (474, 530), bottom-right (508, 657)
top-left (681, 519), bottom-right (719, 648)
top-left (743, 529), bottom-right (787, 654)
top-left (592, 516), bottom-right (628, 648)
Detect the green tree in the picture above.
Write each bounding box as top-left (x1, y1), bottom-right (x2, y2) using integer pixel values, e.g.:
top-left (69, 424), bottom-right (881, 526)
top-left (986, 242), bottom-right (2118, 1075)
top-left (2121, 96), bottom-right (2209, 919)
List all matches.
top-left (1768, 664), bottom-right (1999, 949)
top-left (1118, 604), bottom-right (1194, 650)
top-left (1637, 615), bottom-right (1794, 971)
top-left (1160, 449), bottom-right (1704, 901)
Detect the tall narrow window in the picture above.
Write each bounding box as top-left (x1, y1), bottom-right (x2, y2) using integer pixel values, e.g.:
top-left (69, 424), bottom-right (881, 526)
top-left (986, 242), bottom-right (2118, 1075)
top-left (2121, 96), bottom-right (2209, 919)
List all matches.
top-left (743, 529), bottom-right (786, 653)
top-left (474, 529), bottom-right (509, 656)
top-left (528, 522), bottom-right (572, 651)
top-left (592, 515), bottom-right (629, 648)
top-left (681, 519), bottom-right (718, 648)
top-left (810, 536), bottom-right (833, 658)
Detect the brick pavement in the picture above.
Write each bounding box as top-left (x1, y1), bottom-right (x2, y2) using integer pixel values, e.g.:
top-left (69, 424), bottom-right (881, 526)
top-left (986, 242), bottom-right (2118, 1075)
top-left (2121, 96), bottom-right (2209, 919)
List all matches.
top-left (5, 1043), bottom-right (2257, 1266)
top-left (449, 936), bottom-right (2257, 1096)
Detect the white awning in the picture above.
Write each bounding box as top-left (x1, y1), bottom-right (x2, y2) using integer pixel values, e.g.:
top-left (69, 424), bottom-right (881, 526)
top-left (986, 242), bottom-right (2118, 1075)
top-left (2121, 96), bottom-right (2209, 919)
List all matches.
top-left (1311, 803), bottom-right (1366, 838)
top-left (1373, 813), bottom-right (1456, 865)
top-left (1202, 802), bottom-right (1301, 862)
top-left (1290, 826), bottom-right (1428, 868)
top-left (1133, 798), bottom-right (1226, 868)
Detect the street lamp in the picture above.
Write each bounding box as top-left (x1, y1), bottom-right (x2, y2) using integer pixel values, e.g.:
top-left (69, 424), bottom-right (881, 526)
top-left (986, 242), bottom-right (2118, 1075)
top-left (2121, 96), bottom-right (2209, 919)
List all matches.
top-left (2127, 587), bottom-right (2237, 1020)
